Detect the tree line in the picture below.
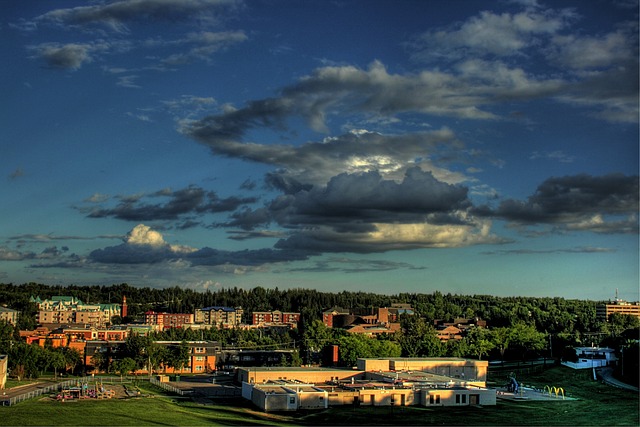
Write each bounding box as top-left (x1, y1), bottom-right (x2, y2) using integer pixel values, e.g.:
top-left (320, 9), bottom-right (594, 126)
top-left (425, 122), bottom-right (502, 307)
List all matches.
top-left (0, 282), bottom-right (638, 374)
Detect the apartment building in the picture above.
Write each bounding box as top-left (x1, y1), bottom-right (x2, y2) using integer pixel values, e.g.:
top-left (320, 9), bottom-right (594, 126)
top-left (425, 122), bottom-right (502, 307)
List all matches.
top-left (0, 306), bottom-right (19, 325)
top-left (144, 311), bottom-right (194, 329)
top-left (195, 306), bottom-right (243, 327)
top-left (32, 295), bottom-right (121, 328)
top-left (85, 340), bottom-right (220, 374)
top-left (252, 310), bottom-right (300, 327)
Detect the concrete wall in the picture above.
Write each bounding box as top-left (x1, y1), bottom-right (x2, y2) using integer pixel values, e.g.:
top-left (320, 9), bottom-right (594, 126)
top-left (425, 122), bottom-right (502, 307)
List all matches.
top-left (238, 368), bottom-right (363, 385)
top-left (358, 388), bottom-right (416, 406)
top-left (421, 388), bottom-right (495, 406)
top-left (286, 387), bottom-right (328, 410)
top-left (357, 358), bottom-right (487, 385)
top-left (251, 387), bottom-right (297, 412)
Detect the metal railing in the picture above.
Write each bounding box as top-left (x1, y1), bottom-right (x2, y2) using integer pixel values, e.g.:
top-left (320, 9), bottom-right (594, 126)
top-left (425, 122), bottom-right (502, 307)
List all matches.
top-left (149, 378), bottom-right (192, 396)
top-left (2, 379), bottom-right (78, 406)
top-left (1, 376), bottom-right (135, 407)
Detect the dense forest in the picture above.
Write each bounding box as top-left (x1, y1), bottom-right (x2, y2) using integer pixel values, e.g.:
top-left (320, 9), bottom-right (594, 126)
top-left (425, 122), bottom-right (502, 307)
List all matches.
top-left (0, 281), bottom-right (618, 333)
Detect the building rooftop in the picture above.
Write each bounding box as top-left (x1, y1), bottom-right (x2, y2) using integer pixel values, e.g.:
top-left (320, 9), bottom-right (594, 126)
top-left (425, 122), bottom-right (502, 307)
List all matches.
top-left (200, 306), bottom-right (237, 312)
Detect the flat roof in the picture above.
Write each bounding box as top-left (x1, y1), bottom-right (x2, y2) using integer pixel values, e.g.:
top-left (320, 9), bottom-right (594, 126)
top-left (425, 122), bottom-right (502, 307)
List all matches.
top-left (239, 366), bottom-right (359, 372)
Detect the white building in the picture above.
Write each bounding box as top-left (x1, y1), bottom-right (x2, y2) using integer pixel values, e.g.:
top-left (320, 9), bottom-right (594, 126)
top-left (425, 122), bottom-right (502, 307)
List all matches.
top-left (561, 347), bottom-right (617, 369)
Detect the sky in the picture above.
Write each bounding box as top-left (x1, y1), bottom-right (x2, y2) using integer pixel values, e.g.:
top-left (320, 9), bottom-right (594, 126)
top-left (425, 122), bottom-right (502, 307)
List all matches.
top-left (1, 0), bottom-right (638, 301)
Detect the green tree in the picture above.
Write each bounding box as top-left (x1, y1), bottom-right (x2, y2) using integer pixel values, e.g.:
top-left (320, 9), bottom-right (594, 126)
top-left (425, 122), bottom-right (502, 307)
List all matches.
top-left (112, 357), bottom-right (137, 379)
top-left (490, 327), bottom-right (513, 361)
top-left (399, 317), bottom-right (443, 357)
top-left (509, 322), bottom-right (547, 359)
top-left (465, 328), bottom-right (494, 360)
top-left (8, 343), bottom-right (45, 380)
top-left (166, 341), bottom-right (191, 373)
top-left (61, 347), bottom-right (82, 375)
top-left (48, 349), bottom-right (66, 379)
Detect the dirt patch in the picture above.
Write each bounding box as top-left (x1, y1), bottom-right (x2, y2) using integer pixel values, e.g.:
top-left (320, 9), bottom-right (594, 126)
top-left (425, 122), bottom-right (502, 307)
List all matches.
top-left (40, 383), bottom-right (143, 402)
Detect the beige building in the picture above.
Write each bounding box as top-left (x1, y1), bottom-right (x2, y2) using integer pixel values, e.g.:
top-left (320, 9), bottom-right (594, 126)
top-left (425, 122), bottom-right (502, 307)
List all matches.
top-left (33, 296), bottom-right (120, 327)
top-left (0, 307), bottom-right (19, 325)
top-left (0, 355), bottom-right (7, 390)
top-left (596, 300), bottom-right (640, 321)
top-left (239, 357), bottom-right (495, 412)
top-left (195, 306), bottom-right (243, 327)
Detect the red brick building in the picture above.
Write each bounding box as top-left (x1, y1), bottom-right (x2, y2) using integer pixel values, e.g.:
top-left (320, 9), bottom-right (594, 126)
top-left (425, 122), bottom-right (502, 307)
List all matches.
top-left (144, 311), bottom-right (194, 329)
top-left (252, 310), bottom-right (300, 327)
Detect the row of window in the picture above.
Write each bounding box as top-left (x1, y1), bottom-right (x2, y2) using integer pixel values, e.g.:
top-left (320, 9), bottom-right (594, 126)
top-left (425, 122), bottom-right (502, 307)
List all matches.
top-left (427, 394), bottom-right (467, 404)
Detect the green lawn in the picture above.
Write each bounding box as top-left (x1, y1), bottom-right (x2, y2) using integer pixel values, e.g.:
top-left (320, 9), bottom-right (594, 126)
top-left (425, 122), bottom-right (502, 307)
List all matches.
top-left (1, 367), bottom-right (637, 426)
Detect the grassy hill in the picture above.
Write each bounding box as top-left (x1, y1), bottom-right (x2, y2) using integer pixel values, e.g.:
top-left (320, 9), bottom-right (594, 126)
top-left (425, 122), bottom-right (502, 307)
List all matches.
top-left (1, 366), bottom-right (637, 426)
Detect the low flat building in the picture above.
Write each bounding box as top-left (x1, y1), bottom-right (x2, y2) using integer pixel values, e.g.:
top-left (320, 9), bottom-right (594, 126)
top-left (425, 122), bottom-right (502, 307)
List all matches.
top-left (561, 346), bottom-right (618, 370)
top-left (596, 299), bottom-right (640, 321)
top-left (242, 380), bottom-right (328, 412)
top-left (239, 357), bottom-right (496, 412)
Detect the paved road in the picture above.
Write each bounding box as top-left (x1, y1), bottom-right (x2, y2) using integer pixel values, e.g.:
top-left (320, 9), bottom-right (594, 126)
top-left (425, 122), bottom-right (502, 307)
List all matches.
top-left (596, 367), bottom-right (639, 392)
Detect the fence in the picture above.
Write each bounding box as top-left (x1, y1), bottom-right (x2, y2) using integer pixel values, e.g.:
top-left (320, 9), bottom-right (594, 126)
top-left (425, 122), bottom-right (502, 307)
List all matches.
top-left (149, 378), bottom-right (192, 396)
top-left (2, 379), bottom-right (79, 406)
top-left (1, 376), bottom-right (134, 407)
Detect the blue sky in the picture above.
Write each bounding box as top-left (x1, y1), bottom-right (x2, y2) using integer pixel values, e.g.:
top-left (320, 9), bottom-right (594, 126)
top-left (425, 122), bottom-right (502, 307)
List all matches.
top-left (1, 0), bottom-right (638, 300)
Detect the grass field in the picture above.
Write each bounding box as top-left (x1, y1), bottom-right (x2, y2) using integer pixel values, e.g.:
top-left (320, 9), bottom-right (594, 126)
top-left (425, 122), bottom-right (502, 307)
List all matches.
top-left (1, 366), bottom-right (637, 426)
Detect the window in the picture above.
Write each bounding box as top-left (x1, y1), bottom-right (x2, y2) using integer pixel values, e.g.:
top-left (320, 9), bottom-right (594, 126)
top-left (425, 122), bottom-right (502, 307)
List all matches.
top-left (196, 356), bottom-right (204, 361)
top-left (462, 394), bottom-right (467, 404)
top-left (289, 397), bottom-right (295, 404)
top-left (456, 395), bottom-right (460, 404)
top-left (435, 395), bottom-right (440, 404)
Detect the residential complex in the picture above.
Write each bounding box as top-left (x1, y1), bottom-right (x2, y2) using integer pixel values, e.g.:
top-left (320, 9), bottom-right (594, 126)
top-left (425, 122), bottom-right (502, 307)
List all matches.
top-left (31, 295), bottom-right (122, 328)
top-left (0, 306), bottom-right (19, 325)
top-left (144, 311), bottom-right (194, 329)
top-left (84, 340), bottom-right (220, 375)
top-left (195, 306), bottom-right (243, 327)
top-left (252, 310), bottom-right (300, 327)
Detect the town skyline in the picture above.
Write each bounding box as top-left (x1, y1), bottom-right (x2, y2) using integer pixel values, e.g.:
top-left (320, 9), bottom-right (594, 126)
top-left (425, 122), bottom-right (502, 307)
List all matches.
top-left (1, 0), bottom-right (638, 301)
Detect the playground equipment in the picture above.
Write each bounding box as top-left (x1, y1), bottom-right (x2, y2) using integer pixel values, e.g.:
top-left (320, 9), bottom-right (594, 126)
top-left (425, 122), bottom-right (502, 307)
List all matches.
top-left (56, 379), bottom-right (115, 401)
top-left (543, 385), bottom-right (565, 400)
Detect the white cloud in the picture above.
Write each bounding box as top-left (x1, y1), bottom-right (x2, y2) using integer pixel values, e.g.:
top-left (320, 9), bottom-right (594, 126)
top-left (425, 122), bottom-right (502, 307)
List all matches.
top-left (125, 224), bottom-right (167, 246)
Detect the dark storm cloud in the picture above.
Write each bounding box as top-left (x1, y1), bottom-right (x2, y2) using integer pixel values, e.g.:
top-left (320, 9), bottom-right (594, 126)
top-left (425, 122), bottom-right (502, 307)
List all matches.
top-left (223, 167), bottom-right (472, 232)
top-left (475, 173), bottom-right (639, 233)
top-left (89, 242), bottom-right (178, 264)
top-left (82, 185), bottom-right (256, 221)
top-left (481, 246), bottom-right (616, 255)
top-left (286, 257), bottom-right (426, 274)
top-left (186, 123), bottom-right (463, 188)
top-left (267, 167), bottom-right (470, 229)
top-left (226, 230), bottom-right (287, 240)
top-left (89, 240), bottom-right (310, 266)
top-left (186, 246), bottom-right (311, 266)
top-left (29, 43), bottom-right (102, 70)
